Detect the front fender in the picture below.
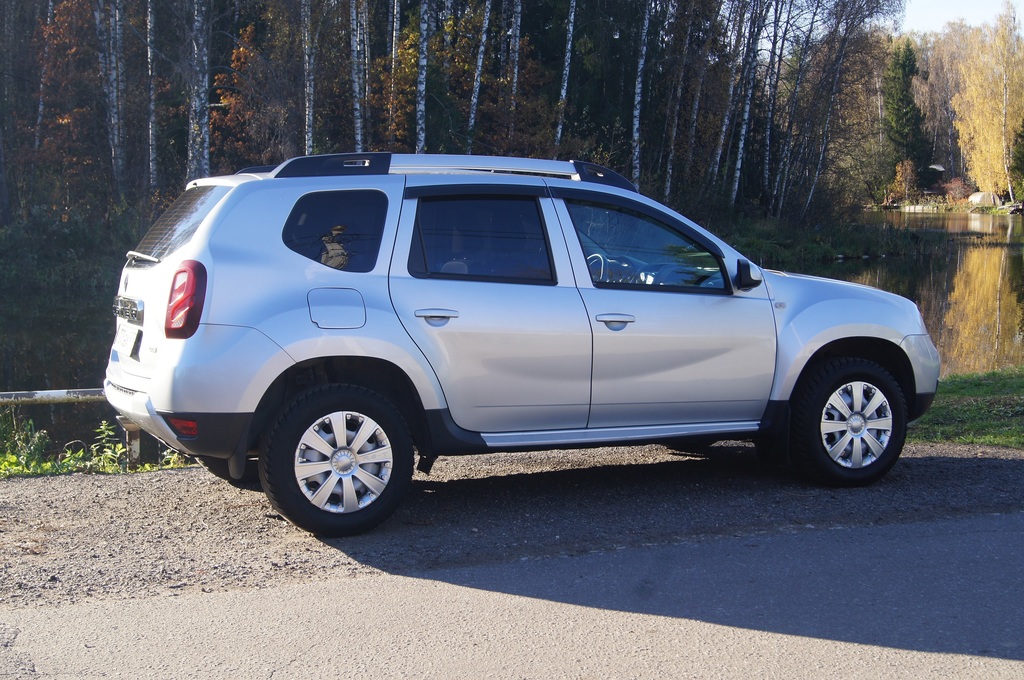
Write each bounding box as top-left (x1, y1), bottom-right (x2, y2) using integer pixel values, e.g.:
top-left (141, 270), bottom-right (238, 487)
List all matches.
top-left (764, 271), bottom-right (931, 402)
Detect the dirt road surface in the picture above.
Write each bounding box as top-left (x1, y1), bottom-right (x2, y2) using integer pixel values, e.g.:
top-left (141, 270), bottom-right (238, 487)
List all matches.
top-left (1, 442), bottom-right (1023, 677)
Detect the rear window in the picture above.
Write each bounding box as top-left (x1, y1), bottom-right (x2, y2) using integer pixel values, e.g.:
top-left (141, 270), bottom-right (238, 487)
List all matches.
top-left (133, 185), bottom-right (230, 263)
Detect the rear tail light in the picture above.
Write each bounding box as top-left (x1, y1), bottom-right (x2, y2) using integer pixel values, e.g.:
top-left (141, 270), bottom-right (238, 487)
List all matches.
top-left (165, 260), bottom-right (207, 339)
top-left (166, 417), bottom-right (198, 438)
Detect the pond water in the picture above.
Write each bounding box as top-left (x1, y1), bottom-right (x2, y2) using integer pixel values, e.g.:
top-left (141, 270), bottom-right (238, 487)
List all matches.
top-left (1, 210), bottom-right (1021, 444)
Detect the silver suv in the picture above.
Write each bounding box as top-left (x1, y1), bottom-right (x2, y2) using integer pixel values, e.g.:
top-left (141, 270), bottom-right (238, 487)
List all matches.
top-left (105, 153), bottom-right (940, 535)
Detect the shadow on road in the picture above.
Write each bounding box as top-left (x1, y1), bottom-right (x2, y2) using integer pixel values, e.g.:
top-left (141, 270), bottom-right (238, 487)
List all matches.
top-left (326, 444), bottom-right (1024, 661)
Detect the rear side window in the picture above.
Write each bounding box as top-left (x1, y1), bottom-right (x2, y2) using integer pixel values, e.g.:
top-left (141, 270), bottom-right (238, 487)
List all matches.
top-left (282, 190), bottom-right (388, 272)
top-left (133, 185), bottom-right (230, 263)
top-left (408, 196), bottom-right (554, 283)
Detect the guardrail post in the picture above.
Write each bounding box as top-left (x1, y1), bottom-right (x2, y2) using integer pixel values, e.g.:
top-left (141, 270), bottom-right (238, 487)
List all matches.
top-left (116, 416), bottom-right (142, 467)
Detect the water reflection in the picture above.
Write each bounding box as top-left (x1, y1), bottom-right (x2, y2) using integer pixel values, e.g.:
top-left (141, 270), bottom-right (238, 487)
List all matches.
top-left (848, 211), bottom-right (1024, 377)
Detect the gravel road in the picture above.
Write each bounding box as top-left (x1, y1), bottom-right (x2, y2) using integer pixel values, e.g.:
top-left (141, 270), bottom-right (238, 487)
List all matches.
top-left (2, 442), bottom-right (1022, 608)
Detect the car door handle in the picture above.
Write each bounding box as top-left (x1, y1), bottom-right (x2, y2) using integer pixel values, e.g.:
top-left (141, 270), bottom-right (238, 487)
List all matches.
top-left (415, 308), bottom-right (460, 327)
top-left (595, 313), bottom-right (635, 331)
top-left (415, 308), bottom-right (460, 319)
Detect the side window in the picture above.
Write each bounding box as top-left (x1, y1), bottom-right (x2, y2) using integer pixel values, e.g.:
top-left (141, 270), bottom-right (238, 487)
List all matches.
top-left (408, 196), bottom-right (554, 283)
top-left (282, 190), bottom-right (388, 272)
top-left (564, 199), bottom-right (727, 291)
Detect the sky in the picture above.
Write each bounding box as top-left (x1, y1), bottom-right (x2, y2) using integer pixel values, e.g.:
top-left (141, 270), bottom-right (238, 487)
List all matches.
top-left (902, 0), bottom-right (1023, 33)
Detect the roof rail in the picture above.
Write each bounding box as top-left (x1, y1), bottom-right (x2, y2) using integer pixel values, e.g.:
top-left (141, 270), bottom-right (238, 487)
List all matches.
top-left (258, 152), bottom-right (637, 192)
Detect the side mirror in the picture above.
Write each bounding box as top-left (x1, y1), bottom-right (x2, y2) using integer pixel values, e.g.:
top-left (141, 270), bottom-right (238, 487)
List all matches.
top-left (735, 259), bottom-right (763, 292)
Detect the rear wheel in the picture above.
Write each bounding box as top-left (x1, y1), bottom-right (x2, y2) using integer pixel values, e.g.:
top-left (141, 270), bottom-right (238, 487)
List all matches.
top-left (791, 358), bottom-right (907, 486)
top-left (259, 385), bottom-right (414, 536)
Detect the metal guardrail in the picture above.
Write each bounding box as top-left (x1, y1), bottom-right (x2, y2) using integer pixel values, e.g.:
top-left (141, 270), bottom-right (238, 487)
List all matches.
top-left (0, 387), bottom-right (142, 464)
top-left (0, 388), bottom-right (107, 406)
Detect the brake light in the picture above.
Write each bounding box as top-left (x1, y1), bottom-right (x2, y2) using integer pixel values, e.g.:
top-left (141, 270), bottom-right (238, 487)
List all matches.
top-left (165, 260), bottom-right (207, 339)
top-left (166, 417), bottom-right (198, 438)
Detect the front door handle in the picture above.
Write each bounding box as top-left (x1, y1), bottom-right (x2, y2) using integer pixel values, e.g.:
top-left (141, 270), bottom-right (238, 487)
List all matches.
top-left (595, 313), bottom-right (635, 331)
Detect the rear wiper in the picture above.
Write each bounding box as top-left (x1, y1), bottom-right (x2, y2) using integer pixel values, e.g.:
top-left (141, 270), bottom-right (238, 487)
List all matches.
top-left (126, 250), bottom-right (160, 264)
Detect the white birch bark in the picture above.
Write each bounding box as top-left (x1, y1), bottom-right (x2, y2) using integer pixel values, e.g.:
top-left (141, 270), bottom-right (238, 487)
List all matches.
top-left (631, 0), bottom-right (653, 185)
top-left (93, 0), bottom-right (127, 199)
top-left (729, 0), bottom-right (771, 206)
top-left (350, 0), bottom-right (364, 152)
top-left (147, 0), bottom-right (157, 189)
top-left (508, 0), bottom-right (521, 139)
top-left (302, 0), bottom-right (314, 155)
top-left (554, 0), bottom-right (577, 149)
top-left (186, 0), bottom-right (211, 182)
top-left (34, 0), bottom-right (54, 152)
top-left (466, 0), bottom-right (492, 154)
top-left (417, 0), bottom-right (429, 153)
top-left (705, 0), bottom-right (748, 188)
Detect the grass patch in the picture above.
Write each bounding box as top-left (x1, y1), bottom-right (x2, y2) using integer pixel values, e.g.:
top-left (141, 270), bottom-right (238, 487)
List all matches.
top-left (0, 408), bottom-right (187, 478)
top-left (909, 366), bottom-right (1024, 449)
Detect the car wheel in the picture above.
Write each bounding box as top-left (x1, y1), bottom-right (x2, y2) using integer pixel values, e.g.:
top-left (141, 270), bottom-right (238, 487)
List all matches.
top-left (260, 385), bottom-right (414, 536)
top-left (791, 358), bottom-right (907, 486)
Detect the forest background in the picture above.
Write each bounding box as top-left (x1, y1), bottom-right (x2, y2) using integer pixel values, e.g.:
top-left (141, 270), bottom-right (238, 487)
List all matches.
top-left (2, 0), bottom-right (1024, 291)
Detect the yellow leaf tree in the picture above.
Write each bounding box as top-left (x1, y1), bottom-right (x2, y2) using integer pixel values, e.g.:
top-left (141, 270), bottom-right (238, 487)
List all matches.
top-left (953, 1), bottom-right (1024, 199)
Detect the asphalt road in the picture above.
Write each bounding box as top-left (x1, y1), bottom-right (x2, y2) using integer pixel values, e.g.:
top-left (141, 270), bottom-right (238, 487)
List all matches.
top-left (2, 442), bottom-right (1023, 677)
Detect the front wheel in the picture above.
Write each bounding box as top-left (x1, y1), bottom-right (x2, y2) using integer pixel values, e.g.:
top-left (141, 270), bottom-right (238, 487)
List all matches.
top-left (791, 358), bottom-right (907, 487)
top-left (260, 385), bottom-right (415, 536)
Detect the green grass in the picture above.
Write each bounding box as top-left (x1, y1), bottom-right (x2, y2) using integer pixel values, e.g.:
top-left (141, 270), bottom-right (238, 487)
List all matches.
top-left (0, 408), bottom-right (187, 478)
top-left (909, 366), bottom-right (1024, 449)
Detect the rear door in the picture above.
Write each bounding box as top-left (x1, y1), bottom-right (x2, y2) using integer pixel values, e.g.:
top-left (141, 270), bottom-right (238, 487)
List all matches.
top-left (389, 181), bottom-right (592, 433)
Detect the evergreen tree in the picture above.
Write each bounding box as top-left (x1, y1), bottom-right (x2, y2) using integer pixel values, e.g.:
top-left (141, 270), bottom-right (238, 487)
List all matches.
top-left (883, 38), bottom-right (929, 170)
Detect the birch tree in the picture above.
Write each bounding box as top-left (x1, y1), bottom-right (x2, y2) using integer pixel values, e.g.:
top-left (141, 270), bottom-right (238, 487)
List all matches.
top-left (146, 0), bottom-right (157, 189)
top-left (554, 0), bottom-right (577, 148)
top-left (954, 3), bottom-right (1024, 196)
top-left (350, 0), bottom-right (365, 151)
top-left (631, 0), bottom-right (653, 185)
top-left (302, 0), bottom-right (314, 155)
top-left (416, 0), bottom-right (429, 153)
top-left (185, 0), bottom-right (211, 181)
top-left (93, 0), bottom-right (127, 199)
top-left (466, 0), bottom-right (492, 154)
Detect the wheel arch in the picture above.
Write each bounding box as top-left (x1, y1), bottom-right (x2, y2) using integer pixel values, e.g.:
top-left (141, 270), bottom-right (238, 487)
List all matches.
top-left (243, 356), bottom-right (434, 458)
top-left (791, 337), bottom-right (916, 413)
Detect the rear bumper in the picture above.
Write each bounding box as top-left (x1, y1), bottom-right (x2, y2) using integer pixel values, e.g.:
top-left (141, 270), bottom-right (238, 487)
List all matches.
top-left (105, 378), bottom-right (251, 458)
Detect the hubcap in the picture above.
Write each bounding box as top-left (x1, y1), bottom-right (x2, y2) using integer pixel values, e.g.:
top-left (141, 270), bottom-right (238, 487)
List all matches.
top-left (293, 411), bottom-right (394, 513)
top-left (819, 381), bottom-right (893, 469)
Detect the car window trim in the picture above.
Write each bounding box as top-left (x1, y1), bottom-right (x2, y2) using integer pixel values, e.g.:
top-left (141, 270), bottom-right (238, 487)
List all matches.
top-left (549, 186), bottom-right (725, 259)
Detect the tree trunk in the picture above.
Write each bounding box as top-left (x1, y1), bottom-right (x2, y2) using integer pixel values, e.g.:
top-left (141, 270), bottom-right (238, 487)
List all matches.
top-left (508, 0), bottom-right (521, 140)
top-left (350, 0), bottom-right (364, 152)
top-left (146, 0), bottom-right (157, 190)
top-left (93, 0), bottom-right (127, 200)
top-left (554, 0), bottom-right (577, 149)
top-left (466, 0), bottom-right (492, 154)
top-left (729, 0), bottom-right (771, 206)
top-left (631, 0), bottom-right (652, 186)
top-left (186, 0), bottom-right (211, 182)
top-left (0, 121), bottom-right (10, 226)
top-left (302, 0), bottom-right (314, 155)
top-left (34, 0), bottom-right (54, 152)
top-left (416, 0), bottom-right (429, 153)
top-left (705, 1), bottom-right (748, 191)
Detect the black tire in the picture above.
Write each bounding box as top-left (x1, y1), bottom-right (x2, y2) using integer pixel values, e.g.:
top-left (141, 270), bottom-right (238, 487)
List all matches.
top-left (259, 385), bottom-right (414, 536)
top-left (791, 358), bottom-right (907, 487)
top-left (195, 455), bottom-right (262, 490)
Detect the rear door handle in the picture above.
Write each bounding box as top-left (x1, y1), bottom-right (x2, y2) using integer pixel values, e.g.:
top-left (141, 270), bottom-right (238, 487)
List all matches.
top-left (595, 313), bottom-right (635, 331)
top-left (415, 308), bottom-right (460, 327)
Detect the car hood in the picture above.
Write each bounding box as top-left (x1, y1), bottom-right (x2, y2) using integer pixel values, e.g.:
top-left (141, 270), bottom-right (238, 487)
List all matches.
top-left (761, 268), bottom-right (928, 336)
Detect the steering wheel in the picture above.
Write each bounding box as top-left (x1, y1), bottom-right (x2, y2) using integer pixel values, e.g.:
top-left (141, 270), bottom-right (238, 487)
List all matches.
top-left (586, 253), bottom-right (606, 282)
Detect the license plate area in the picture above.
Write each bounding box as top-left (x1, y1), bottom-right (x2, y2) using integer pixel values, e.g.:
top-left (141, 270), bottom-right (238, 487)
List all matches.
top-left (113, 324), bottom-right (141, 358)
